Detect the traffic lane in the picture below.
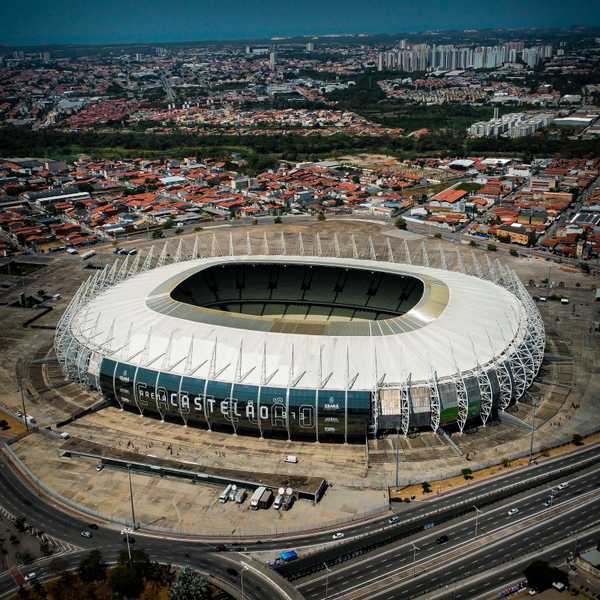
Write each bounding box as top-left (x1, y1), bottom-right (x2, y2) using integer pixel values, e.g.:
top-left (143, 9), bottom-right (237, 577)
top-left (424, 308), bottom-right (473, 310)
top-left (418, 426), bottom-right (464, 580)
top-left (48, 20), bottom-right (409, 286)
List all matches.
top-left (302, 477), bottom-right (599, 596)
top-left (298, 471), bottom-right (600, 597)
top-left (360, 499), bottom-right (600, 600)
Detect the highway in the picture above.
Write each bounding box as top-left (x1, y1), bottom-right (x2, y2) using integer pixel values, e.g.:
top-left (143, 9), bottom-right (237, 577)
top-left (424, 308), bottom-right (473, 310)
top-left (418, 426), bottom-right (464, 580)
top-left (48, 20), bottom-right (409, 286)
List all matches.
top-left (296, 465), bottom-right (600, 599)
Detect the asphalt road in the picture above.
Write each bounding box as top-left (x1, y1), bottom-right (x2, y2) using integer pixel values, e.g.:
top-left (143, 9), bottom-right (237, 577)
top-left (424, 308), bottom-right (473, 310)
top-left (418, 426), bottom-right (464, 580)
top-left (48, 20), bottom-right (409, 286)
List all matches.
top-left (372, 498), bottom-right (600, 600)
top-left (297, 465), bottom-right (600, 599)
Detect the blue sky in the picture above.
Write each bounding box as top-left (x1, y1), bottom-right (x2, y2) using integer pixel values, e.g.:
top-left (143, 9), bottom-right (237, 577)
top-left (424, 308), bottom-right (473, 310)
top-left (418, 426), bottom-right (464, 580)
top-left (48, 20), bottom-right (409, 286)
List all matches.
top-left (1, 0), bottom-right (599, 45)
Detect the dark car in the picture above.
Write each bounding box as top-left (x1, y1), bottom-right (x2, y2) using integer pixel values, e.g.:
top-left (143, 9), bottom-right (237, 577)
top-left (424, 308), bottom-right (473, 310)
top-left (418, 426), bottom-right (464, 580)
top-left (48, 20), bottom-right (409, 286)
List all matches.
top-left (436, 534), bottom-right (449, 544)
top-left (88, 524), bottom-right (99, 530)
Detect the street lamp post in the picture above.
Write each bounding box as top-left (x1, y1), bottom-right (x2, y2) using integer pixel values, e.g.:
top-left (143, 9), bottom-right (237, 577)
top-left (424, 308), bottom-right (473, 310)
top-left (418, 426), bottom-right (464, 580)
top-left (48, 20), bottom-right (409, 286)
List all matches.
top-left (411, 543), bottom-right (419, 577)
top-left (324, 562), bottom-right (331, 598)
top-left (529, 400), bottom-right (538, 463)
top-left (395, 426), bottom-right (400, 489)
top-left (127, 464), bottom-right (137, 530)
top-left (241, 565), bottom-right (248, 600)
top-left (474, 506), bottom-right (482, 537)
top-left (16, 360), bottom-right (29, 433)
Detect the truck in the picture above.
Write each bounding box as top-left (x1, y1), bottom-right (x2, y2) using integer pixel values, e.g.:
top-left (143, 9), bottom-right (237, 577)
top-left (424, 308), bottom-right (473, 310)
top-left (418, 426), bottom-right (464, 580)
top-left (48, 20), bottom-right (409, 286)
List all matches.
top-left (279, 550), bottom-right (298, 562)
top-left (219, 484), bottom-right (233, 503)
top-left (258, 488), bottom-right (273, 509)
top-left (250, 486), bottom-right (267, 510)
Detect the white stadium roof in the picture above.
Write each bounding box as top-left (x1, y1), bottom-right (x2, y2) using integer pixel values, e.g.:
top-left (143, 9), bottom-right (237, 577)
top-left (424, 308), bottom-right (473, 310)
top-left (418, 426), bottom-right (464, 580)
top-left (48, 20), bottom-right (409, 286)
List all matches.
top-left (70, 255), bottom-right (528, 392)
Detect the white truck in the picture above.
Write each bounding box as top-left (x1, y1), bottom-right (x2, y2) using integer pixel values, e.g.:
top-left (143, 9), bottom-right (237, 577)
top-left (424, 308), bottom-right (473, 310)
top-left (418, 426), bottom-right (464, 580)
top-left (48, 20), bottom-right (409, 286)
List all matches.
top-left (250, 486), bottom-right (267, 510)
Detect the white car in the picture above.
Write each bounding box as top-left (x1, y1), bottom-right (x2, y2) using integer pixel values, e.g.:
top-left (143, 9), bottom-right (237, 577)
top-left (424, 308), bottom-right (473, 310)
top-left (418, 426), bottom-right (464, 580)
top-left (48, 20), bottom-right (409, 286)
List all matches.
top-left (80, 530), bottom-right (92, 538)
top-left (332, 532), bottom-right (345, 540)
top-left (557, 482), bottom-right (568, 490)
top-left (24, 572), bottom-right (37, 582)
top-left (507, 508), bottom-right (519, 516)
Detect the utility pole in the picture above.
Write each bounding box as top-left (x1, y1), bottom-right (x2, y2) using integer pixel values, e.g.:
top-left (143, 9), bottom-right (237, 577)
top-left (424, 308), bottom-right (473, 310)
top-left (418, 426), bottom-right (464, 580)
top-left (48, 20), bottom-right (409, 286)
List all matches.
top-left (474, 506), bottom-right (481, 537)
top-left (395, 426), bottom-right (400, 489)
top-left (324, 562), bottom-right (331, 598)
top-left (127, 464), bottom-right (137, 530)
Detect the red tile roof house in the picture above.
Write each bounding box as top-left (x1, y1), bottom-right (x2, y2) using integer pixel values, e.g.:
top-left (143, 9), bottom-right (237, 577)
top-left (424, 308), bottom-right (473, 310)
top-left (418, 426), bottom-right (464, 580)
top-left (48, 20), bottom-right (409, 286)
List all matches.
top-left (429, 189), bottom-right (469, 212)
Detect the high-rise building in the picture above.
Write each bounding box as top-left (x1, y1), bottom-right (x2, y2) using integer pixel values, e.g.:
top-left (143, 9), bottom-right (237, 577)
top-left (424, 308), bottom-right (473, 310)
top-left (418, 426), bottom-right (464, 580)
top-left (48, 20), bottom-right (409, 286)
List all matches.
top-left (306, 42), bottom-right (314, 52)
top-left (269, 49), bottom-right (277, 71)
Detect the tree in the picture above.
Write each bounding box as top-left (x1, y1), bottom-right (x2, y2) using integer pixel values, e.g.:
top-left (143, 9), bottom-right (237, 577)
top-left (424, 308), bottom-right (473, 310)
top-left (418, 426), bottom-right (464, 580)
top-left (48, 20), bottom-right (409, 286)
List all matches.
top-left (395, 217), bottom-right (407, 230)
top-left (273, 216), bottom-right (282, 224)
top-left (78, 549), bottom-right (106, 583)
top-left (487, 243), bottom-right (497, 252)
top-left (510, 249), bottom-right (518, 257)
top-left (110, 563), bottom-right (145, 598)
top-left (169, 567), bottom-right (211, 600)
top-left (572, 433), bottom-right (584, 446)
top-left (317, 212), bottom-right (326, 221)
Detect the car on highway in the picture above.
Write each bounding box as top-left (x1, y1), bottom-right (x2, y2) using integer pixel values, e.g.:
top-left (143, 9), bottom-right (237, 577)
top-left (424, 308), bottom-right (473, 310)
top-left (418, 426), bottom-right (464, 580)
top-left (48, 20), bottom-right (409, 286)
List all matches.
top-left (24, 572), bottom-right (37, 582)
top-left (332, 532), bottom-right (345, 540)
top-left (436, 534), bottom-right (449, 544)
top-left (557, 482), bottom-right (569, 490)
top-left (507, 508), bottom-right (519, 516)
top-left (95, 463), bottom-right (104, 472)
top-left (388, 515), bottom-right (401, 524)
top-left (88, 523), bottom-right (99, 530)
top-left (80, 530), bottom-right (92, 538)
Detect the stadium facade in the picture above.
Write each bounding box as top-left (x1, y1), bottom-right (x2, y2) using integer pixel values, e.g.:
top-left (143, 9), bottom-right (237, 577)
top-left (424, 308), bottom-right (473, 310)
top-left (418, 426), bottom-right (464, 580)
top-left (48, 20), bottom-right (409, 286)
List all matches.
top-left (55, 233), bottom-right (545, 442)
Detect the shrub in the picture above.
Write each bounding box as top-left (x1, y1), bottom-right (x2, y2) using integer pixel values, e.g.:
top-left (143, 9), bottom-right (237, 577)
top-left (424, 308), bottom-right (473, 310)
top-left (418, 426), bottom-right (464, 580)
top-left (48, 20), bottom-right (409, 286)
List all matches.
top-left (317, 212), bottom-right (326, 221)
top-left (469, 240), bottom-right (477, 247)
top-left (462, 468), bottom-right (473, 480)
top-left (510, 249), bottom-right (518, 257)
top-left (421, 481), bottom-right (432, 494)
top-left (433, 232), bottom-right (442, 239)
top-left (572, 434), bottom-right (584, 447)
top-left (274, 216), bottom-right (282, 224)
top-left (394, 217), bottom-right (407, 230)
top-left (487, 243), bottom-right (497, 251)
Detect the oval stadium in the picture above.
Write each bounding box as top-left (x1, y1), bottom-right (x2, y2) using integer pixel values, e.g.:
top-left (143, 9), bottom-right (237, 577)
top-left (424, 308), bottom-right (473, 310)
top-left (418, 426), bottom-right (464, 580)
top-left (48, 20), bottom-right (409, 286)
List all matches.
top-left (55, 234), bottom-right (545, 443)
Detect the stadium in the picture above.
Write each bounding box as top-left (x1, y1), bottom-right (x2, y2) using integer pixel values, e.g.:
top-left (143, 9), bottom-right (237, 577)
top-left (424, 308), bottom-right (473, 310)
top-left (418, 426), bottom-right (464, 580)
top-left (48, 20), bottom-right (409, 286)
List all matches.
top-left (55, 233), bottom-right (545, 443)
